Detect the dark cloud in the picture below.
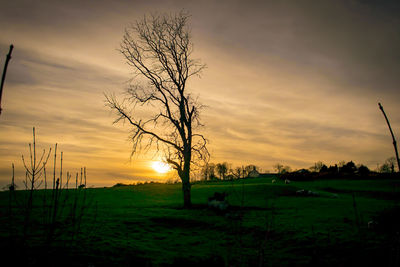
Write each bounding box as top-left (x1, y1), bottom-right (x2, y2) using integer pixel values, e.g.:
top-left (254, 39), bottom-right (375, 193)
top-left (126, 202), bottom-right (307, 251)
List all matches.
top-left (190, 0), bottom-right (400, 97)
top-left (1, 44), bottom-right (125, 90)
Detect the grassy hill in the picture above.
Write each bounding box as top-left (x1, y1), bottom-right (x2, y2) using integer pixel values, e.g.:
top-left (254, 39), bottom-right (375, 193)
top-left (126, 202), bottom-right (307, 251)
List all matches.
top-left (1, 177), bottom-right (400, 266)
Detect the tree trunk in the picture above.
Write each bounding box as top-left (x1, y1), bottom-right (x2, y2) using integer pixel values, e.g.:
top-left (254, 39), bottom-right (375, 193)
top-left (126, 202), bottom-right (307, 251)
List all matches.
top-left (182, 180), bottom-right (191, 208)
top-left (180, 163), bottom-right (191, 208)
top-left (181, 148), bottom-right (192, 208)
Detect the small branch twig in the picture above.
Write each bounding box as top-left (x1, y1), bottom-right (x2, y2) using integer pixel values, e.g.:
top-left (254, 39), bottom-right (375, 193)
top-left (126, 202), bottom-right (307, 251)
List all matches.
top-left (0, 44), bottom-right (14, 115)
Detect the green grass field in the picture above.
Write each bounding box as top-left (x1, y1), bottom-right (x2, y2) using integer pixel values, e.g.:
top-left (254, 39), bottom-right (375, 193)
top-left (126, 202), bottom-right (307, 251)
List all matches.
top-left (1, 177), bottom-right (400, 266)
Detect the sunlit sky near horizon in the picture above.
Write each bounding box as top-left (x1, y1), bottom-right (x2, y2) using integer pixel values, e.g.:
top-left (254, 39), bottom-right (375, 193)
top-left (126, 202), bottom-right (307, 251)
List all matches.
top-left (1, 0), bottom-right (400, 188)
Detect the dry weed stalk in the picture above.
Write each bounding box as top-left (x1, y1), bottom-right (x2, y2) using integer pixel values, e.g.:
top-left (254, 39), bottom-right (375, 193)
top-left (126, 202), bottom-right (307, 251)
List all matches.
top-left (6, 127), bottom-right (92, 249)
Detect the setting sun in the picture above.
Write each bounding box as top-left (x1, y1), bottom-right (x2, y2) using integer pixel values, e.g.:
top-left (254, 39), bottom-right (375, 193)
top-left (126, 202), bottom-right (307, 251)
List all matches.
top-left (152, 161), bottom-right (171, 174)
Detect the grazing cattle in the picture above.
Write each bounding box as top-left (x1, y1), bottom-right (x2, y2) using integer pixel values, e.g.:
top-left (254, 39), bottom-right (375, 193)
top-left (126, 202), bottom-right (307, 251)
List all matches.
top-left (296, 189), bottom-right (305, 195)
top-left (208, 192), bottom-right (228, 211)
top-left (368, 220), bottom-right (377, 230)
top-left (296, 189), bottom-right (320, 197)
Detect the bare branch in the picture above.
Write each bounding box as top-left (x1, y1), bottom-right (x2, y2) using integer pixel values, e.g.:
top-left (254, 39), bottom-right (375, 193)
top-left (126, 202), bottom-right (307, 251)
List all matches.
top-left (105, 94), bottom-right (183, 152)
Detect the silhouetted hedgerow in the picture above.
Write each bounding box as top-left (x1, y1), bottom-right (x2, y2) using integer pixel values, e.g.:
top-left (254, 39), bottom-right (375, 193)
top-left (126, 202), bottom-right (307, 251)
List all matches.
top-left (281, 170), bottom-right (400, 181)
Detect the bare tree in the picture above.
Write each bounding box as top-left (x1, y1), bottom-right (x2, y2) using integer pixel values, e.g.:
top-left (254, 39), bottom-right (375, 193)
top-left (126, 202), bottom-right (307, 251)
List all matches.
top-left (386, 157), bottom-right (396, 173)
top-left (379, 157), bottom-right (396, 173)
top-left (309, 161), bottom-right (325, 172)
top-left (244, 164), bottom-right (259, 175)
top-left (201, 162), bottom-right (216, 181)
top-left (273, 163), bottom-right (283, 174)
top-left (216, 162), bottom-right (229, 180)
top-left (106, 11), bottom-right (208, 208)
top-left (282, 165), bottom-right (292, 174)
top-left (230, 166), bottom-right (243, 179)
top-left (273, 163), bottom-right (291, 174)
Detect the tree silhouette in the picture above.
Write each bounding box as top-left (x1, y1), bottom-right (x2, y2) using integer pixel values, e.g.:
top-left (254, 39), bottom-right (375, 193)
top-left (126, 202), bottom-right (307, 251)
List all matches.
top-left (201, 163), bottom-right (216, 181)
top-left (385, 157), bottom-right (396, 173)
top-left (319, 164), bottom-right (328, 173)
top-left (309, 161), bottom-right (325, 172)
top-left (339, 161), bottom-right (357, 174)
top-left (281, 165), bottom-right (292, 174)
top-left (358, 164), bottom-right (370, 175)
top-left (327, 164), bottom-right (338, 174)
top-left (273, 163), bottom-right (283, 174)
top-left (231, 166), bottom-right (244, 179)
top-left (273, 163), bottom-right (291, 174)
top-left (379, 157), bottom-right (396, 173)
top-left (216, 162), bottom-right (228, 180)
top-left (106, 11), bottom-right (208, 208)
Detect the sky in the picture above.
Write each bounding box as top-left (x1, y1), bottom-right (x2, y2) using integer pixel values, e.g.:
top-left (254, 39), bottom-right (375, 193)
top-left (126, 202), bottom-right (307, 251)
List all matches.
top-left (1, 0), bottom-right (400, 188)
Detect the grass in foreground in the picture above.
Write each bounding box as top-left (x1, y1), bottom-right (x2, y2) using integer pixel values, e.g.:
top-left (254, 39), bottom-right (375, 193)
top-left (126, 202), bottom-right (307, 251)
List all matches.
top-left (1, 177), bottom-right (400, 266)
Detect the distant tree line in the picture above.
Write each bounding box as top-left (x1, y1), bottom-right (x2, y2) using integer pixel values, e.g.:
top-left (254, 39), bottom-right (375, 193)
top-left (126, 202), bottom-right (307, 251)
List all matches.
top-left (304, 157), bottom-right (397, 175)
top-left (201, 162), bottom-right (261, 181)
top-left (305, 160), bottom-right (368, 175)
top-left (377, 157), bottom-right (397, 173)
top-left (199, 157), bottom-right (398, 183)
top-left (272, 163), bottom-right (292, 174)
top-left (279, 157), bottom-right (399, 181)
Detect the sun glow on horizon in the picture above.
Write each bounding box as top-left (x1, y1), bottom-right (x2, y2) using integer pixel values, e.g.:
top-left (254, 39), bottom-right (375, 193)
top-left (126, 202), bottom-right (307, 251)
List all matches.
top-left (152, 161), bottom-right (172, 174)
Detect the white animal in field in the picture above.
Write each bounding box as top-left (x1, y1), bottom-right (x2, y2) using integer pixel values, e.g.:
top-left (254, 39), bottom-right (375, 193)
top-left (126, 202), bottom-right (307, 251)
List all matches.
top-left (208, 192), bottom-right (229, 211)
top-left (285, 179), bottom-right (290, 184)
top-left (208, 199), bottom-right (228, 211)
top-left (272, 179), bottom-right (276, 183)
top-left (296, 189), bottom-right (319, 197)
top-left (367, 220), bottom-right (377, 230)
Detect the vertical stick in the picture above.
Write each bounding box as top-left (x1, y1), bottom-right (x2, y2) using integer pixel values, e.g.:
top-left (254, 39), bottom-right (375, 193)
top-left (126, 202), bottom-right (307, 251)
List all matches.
top-left (25, 171), bottom-right (28, 190)
top-left (44, 166), bottom-right (47, 190)
top-left (43, 165), bottom-right (47, 227)
top-left (11, 163), bottom-right (15, 190)
top-left (352, 193), bottom-right (362, 241)
top-left (50, 144), bottom-right (57, 222)
top-left (33, 127), bottom-right (36, 170)
top-left (60, 151), bottom-right (63, 189)
top-left (57, 151), bottom-right (63, 209)
top-left (66, 172), bottom-right (69, 189)
top-left (379, 103), bottom-right (400, 172)
top-left (53, 144), bottom-right (57, 191)
top-left (9, 163), bottom-right (15, 215)
top-left (0, 44), bottom-right (14, 115)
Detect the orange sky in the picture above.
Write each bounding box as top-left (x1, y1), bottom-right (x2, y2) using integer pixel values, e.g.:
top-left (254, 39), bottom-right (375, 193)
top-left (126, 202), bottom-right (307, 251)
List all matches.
top-left (1, 0), bottom-right (400, 188)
